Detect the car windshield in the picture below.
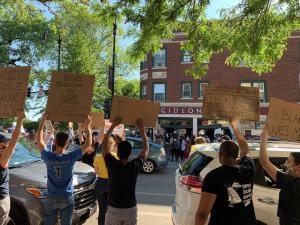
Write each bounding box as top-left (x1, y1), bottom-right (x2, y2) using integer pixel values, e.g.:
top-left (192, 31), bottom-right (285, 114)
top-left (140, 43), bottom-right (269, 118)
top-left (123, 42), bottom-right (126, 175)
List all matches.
top-left (9, 138), bottom-right (41, 168)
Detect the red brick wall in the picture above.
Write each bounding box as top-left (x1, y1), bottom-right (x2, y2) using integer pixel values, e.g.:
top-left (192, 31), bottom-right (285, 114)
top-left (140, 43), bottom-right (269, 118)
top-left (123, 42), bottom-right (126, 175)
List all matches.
top-left (141, 36), bottom-right (300, 103)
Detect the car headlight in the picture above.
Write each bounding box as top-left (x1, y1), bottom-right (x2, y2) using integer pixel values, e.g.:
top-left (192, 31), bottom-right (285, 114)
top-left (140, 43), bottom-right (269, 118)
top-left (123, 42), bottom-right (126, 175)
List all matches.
top-left (26, 187), bottom-right (47, 199)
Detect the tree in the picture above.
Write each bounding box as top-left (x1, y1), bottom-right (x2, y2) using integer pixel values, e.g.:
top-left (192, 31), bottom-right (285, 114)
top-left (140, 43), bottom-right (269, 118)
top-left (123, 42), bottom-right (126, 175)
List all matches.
top-left (115, 78), bottom-right (140, 98)
top-left (96, 0), bottom-right (300, 77)
top-left (0, 0), bottom-right (138, 118)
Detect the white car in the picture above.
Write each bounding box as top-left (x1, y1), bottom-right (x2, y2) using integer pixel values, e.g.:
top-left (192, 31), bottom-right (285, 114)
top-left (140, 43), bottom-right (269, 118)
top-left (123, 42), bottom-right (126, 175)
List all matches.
top-left (172, 142), bottom-right (300, 225)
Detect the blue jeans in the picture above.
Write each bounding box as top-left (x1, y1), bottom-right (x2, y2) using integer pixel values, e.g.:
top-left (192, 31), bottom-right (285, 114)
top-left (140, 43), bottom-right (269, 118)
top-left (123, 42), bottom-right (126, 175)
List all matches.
top-left (44, 196), bottom-right (75, 225)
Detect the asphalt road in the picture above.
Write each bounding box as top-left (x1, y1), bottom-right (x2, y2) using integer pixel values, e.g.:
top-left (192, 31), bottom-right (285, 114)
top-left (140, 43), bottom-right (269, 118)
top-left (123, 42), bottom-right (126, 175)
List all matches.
top-left (84, 161), bottom-right (180, 225)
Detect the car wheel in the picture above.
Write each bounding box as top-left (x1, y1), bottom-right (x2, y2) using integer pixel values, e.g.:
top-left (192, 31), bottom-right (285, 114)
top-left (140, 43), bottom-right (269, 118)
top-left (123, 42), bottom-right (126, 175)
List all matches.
top-left (143, 160), bottom-right (156, 174)
top-left (7, 205), bottom-right (28, 225)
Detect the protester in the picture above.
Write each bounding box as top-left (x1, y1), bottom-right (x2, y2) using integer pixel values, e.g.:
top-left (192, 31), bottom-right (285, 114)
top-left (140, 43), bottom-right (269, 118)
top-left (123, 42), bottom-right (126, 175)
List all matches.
top-left (94, 131), bottom-right (118, 225)
top-left (183, 137), bottom-right (192, 159)
top-left (195, 119), bottom-right (256, 225)
top-left (37, 114), bottom-right (92, 225)
top-left (170, 137), bottom-right (180, 162)
top-left (0, 111), bottom-right (25, 225)
top-left (220, 135), bottom-right (231, 143)
top-left (44, 127), bottom-right (55, 152)
top-left (190, 136), bottom-right (207, 155)
top-left (102, 117), bottom-right (149, 225)
top-left (180, 136), bottom-right (186, 161)
top-left (259, 127), bottom-right (300, 225)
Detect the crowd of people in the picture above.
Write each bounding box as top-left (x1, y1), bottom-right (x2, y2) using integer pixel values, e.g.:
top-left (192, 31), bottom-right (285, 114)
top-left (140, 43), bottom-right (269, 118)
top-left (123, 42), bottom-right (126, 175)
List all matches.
top-left (0, 112), bottom-right (299, 225)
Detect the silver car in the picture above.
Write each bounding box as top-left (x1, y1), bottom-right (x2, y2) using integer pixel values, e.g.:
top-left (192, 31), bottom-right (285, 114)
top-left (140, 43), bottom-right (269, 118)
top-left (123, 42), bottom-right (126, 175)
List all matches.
top-left (172, 141), bottom-right (300, 225)
top-left (5, 135), bottom-right (97, 225)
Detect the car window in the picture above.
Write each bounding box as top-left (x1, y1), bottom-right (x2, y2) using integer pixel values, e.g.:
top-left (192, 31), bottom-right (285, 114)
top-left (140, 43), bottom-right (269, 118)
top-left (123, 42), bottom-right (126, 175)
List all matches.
top-left (180, 152), bottom-right (213, 176)
top-left (254, 158), bottom-right (286, 189)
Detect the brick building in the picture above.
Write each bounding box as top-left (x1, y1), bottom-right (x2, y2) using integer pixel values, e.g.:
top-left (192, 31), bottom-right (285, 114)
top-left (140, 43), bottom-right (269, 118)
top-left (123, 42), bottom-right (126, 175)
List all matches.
top-left (140, 31), bottom-right (300, 139)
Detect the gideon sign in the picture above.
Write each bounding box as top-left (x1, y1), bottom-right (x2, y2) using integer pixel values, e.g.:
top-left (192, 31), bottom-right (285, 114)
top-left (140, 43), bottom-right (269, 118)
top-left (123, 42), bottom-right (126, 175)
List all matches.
top-left (160, 107), bottom-right (202, 115)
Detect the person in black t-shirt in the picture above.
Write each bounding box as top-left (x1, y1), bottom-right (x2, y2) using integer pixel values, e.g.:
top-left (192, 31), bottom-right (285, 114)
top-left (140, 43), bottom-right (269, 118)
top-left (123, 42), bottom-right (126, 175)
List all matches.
top-left (102, 117), bottom-right (149, 225)
top-left (260, 127), bottom-right (300, 225)
top-left (195, 119), bottom-right (256, 225)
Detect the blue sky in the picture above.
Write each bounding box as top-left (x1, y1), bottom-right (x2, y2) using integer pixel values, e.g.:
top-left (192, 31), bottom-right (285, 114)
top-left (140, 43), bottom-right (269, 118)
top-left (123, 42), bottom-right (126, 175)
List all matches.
top-left (28, 0), bottom-right (241, 120)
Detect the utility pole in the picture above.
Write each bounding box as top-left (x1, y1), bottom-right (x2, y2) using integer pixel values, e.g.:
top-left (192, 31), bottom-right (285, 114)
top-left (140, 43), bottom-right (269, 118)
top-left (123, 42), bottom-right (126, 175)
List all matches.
top-left (57, 33), bottom-right (62, 71)
top-left (111, 22), bottom-right (117, 101)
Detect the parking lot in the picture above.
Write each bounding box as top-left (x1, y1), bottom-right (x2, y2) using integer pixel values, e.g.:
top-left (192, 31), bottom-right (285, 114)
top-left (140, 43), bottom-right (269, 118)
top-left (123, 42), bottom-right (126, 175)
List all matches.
top-left (84, 161), bottom-right (180, 225)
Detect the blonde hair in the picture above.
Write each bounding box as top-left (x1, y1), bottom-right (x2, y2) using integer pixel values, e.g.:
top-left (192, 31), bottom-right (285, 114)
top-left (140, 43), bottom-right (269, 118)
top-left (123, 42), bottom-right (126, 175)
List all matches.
top-left (195, 136), bottom-right (206, 144)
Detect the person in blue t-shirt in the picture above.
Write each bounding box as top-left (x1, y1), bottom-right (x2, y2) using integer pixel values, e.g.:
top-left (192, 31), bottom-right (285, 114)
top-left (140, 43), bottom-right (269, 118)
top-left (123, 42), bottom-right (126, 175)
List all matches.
top-left (37, 114), bottom-right (93, 225)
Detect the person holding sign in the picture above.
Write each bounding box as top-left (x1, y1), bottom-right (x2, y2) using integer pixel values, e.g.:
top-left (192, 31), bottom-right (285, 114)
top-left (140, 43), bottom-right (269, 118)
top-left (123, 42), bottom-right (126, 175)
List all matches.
top-left (195, 119), bottom-right (256, 225)
top-left (0, 111), bottom-right (25, 225)
top-left (37, 114), bottom-right (93, 225)
top-left (259, 127), bottom-right (300, 225)
top-left (102, 117), bottom-right (149, 225)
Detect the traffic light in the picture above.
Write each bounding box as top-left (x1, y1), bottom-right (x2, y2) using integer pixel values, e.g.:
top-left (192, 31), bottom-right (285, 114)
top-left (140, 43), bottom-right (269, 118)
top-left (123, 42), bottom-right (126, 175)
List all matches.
top-left (27, 87), bottom-right (31, 98)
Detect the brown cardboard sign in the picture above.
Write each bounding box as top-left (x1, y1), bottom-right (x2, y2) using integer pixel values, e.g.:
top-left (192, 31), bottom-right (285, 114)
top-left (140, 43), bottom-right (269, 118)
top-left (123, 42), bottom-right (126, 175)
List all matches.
top-left (91, 112), bottom-right (105, 129)
top-left (109, 96), bottom-right (160, 127)
top-left (46, 71), bottom-right (95, 123)
top-left (267, 98), bottom-right (300, 142)
top-left (0, 67), bottom-right (30, 118)
top-left (203, 85), bottom-right (260, 121)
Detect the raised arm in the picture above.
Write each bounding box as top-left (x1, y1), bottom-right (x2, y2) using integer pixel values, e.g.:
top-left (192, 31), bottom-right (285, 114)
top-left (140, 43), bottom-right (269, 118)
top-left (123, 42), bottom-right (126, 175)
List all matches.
top-left (0, 111), bottom-right (25, 168)
top-left (77, 123), bottom-right (85, 145)
top-left (259, 126), bottom-right (278, 181)
top-left (102, 117), bottom-right (121, 157)
top-left (230, 119), bottom-right (249, 158)
top-left (37, 114), bottom-right (47, 152)
top-left (81, 115), bottom-right (93, 154)
top-left (137, 119), bottom-right (149, 160)
top-left (96, 128), bottom-right (105, 145)
top-left (195, 192), bottom-right (216, 225)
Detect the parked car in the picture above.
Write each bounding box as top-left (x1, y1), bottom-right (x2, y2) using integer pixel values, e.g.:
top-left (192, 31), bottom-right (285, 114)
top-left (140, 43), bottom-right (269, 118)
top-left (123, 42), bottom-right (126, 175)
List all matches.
top-left (3, 133), bottom-right (97, 225)
top-left (172, 141), bottom-right (300, 225)
top-left (126, 137), bottom-right (168, 174)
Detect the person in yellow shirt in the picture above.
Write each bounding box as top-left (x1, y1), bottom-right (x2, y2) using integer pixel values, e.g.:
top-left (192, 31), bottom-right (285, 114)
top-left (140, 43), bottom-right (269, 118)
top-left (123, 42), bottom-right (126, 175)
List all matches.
top-left (94, 132), bottom-right (117, 225)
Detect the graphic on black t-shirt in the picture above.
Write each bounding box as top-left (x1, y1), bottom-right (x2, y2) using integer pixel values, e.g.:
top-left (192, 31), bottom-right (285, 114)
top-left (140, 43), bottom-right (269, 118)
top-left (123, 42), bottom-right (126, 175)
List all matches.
top-left (225, 181), bottom-right (252, 207)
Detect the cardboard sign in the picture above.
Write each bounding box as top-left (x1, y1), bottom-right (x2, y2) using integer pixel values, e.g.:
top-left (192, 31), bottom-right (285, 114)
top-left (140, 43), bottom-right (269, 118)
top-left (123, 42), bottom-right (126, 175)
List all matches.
top-left (91, 112), bottom-right (105, 129)
top-left (46, 71), bottom-right (95, 123)
top-left (203, 85), bottom-right (260, 121)
top-left (0, 67), bottom-right (30, 118)
top-left (104, 119), bottom-right (125, 136)
top-left (109, 96), bottom-right (160, 127)
top-left (267, 98), bottom-right (300, 142)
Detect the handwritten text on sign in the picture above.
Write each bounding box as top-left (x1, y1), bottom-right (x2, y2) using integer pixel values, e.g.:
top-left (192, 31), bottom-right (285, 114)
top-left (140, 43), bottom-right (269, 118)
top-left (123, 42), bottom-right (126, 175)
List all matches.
top-left (46, 71), bottom-right (95, 123)
top-left (0, 67), bottom-right (30, 118)
top-left (203, 85), bottom-right (260, 121)
top-left (267, 98), bottom-right (300, 142)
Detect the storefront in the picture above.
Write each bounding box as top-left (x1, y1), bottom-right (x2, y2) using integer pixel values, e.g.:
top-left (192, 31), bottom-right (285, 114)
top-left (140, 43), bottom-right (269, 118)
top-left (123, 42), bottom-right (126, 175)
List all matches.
top-left (157, 103), bottom-right (269, 139)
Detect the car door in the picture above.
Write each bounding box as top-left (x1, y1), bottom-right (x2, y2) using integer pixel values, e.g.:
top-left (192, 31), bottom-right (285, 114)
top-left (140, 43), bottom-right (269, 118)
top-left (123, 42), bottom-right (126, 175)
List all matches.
top-left (253, 158), bottom-right (283, 225)
top-left (127, 139), bottom-right (142, 160)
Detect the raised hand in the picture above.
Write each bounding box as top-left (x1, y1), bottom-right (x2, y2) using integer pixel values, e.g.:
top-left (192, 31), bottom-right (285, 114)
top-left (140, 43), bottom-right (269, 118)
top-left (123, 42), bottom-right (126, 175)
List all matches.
top-left (136, 118), bottom-right (144, 130)
top-left (230, 118), bottom-right (239, 129)
top-left (16, 111), bottom-right (26, 123)
top-left (261, 125), bottom-right (269, 141)
top-left (111, 116), bottom-right (122, 128)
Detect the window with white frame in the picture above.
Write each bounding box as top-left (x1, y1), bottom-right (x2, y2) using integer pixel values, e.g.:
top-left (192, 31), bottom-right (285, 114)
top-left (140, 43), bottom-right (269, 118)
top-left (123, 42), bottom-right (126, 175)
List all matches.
top-left (141, 85), bottom-right (147, 99)
top-left (199, 82), bottom-right (208, 98)
top-left (153, 49), bottom-right (166, 68)
top-left (153, 83), bottom-right (165, 102)
top-left (241, 81), bottom-right (267, 102)
top-left (181, 50), bottom-right (192, 63)
top-left (181, 82), bottom-right (192, 98)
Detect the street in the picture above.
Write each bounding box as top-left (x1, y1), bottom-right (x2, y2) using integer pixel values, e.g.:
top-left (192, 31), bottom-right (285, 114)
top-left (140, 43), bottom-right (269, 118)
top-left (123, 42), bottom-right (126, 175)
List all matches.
top-left (84, 161), bottom-right (179, 225)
